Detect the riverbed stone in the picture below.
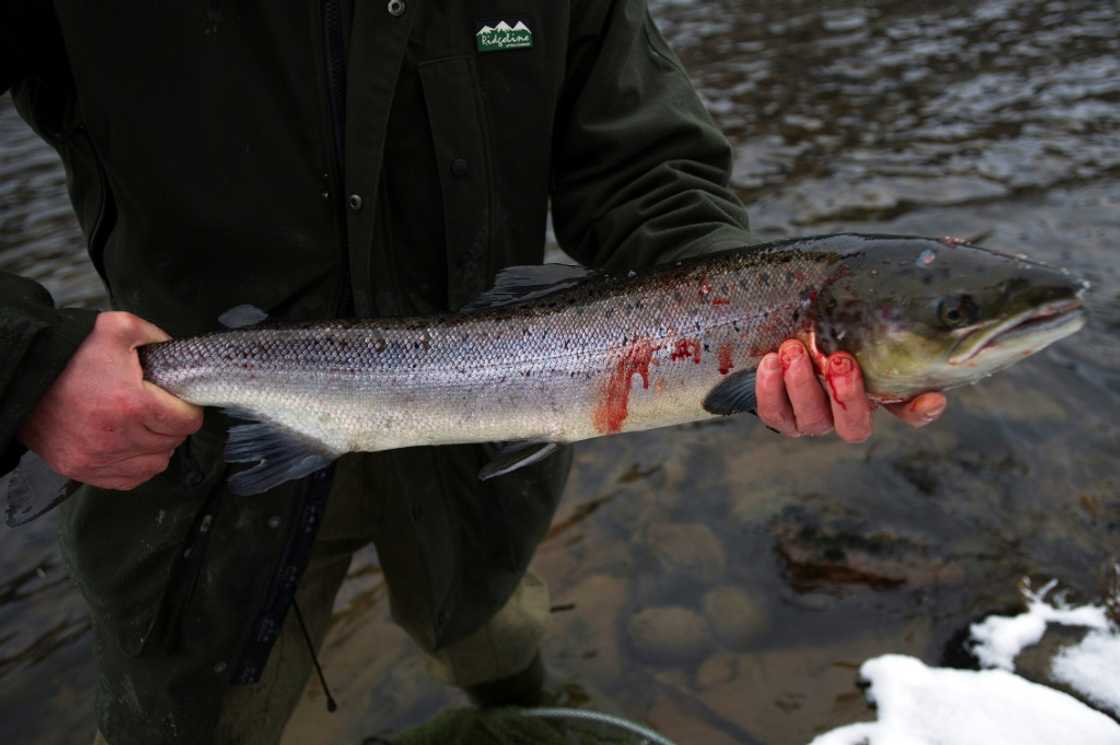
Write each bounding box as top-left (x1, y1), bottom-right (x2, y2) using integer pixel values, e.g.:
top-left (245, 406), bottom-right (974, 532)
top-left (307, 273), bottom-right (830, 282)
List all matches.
top-left (628, 606), bottom-right (713, 664)
top-left (696, 651), bottom-right (740, 690)
top-left (543, 573), bottom-right (627, 681)
top-left (702, 585), bottom-right (768, 648)
top-left (646, 692), bottom-right (741, 745)
top-left (646, 521), bottom-right (727, 584)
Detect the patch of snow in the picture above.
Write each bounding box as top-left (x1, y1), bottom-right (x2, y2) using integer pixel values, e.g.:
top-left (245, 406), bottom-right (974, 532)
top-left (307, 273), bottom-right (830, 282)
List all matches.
top-left (1052, 630), bottom-right (1120, 718)
top-left (808, 654), bottom-right (1120, 745)
top-left (969, 579), bottom-right (1111, 670)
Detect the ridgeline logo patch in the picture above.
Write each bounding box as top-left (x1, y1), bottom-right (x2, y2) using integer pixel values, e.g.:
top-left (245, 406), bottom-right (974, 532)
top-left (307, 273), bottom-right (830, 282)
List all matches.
top-left (476, 20), bottom-right (533, 52)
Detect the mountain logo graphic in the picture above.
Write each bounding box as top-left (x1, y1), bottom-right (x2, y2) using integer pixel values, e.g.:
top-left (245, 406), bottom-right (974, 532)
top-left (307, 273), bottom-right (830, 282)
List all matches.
top-left (476, 20), bottom-right (533, 52)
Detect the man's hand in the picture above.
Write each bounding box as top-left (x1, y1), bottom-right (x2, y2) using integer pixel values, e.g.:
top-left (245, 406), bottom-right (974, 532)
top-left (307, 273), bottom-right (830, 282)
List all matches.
top-left (756, 339), bottom-right (947, 443)
top-left (17, 311), bottom-right (204, 490)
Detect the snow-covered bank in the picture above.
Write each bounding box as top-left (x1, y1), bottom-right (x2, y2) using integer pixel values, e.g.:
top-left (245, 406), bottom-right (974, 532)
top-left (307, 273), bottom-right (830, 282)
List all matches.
top-left (808, 655), bottom-right (1120, 745)
top-left (810, 578), bottom-right (1120, 744)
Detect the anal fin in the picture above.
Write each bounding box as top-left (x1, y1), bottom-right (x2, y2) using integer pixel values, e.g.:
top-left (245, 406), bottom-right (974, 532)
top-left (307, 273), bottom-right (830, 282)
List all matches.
top-left (222, 409), bottom-right (337, 495)
top-left (479, 441), bottom-right (560, 481)
top-left (702, 370), bottom-right (758, 416)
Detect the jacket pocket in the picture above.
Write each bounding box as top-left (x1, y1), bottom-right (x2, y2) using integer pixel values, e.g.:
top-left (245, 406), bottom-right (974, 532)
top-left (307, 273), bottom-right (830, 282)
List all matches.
top-left (418, 55), bottom-right (494, 310)
top-left (57, 426), bottom-right (226, 657)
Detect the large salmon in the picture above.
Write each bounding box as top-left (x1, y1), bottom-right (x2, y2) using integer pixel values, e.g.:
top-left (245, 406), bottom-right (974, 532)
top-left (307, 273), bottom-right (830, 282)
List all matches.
top-left (139, 234), bottom-right (1087, 494)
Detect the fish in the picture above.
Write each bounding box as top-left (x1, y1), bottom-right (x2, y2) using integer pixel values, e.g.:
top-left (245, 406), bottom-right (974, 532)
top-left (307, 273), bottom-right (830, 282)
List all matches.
top-left (136, 233), bottom-right (1087, 496)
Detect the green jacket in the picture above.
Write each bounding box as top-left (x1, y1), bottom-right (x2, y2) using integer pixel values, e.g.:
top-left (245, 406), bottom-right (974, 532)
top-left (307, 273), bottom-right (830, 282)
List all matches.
top-left (1, 1), bottom-right (750, 742)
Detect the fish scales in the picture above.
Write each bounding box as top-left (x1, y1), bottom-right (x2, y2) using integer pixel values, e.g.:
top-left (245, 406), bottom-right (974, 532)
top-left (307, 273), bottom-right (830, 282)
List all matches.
top-left (142, 248), bottom-right (837, 454)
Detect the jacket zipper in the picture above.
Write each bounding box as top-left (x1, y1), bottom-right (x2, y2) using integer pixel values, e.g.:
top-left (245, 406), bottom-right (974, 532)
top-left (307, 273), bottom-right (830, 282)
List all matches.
top-left (321, 0), bottom-right (351, 315)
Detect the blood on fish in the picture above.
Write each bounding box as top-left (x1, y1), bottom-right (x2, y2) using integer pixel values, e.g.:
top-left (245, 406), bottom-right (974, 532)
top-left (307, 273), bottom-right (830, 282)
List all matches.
top-left (711, 297), bottom-right (730, 306)
top-left (593, 339), bottom-right (659, 434)
top-left (718, 343), bottom-right (734, 375)
top-left (671, 338), bottom-right (702, 363)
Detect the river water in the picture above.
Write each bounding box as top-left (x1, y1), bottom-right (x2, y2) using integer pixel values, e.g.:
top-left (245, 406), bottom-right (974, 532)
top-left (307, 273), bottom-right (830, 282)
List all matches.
top-left (2, 1), bottom-right (1118, 743)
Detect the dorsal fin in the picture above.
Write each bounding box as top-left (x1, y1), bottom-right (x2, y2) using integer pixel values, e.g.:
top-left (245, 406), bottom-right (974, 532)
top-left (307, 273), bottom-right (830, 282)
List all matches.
top-left (459, 263), bottom-right (595, 312)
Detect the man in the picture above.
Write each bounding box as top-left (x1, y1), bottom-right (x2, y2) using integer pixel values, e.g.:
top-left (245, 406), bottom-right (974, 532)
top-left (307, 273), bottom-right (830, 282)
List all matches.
top-left (0, 1), bottom-right (946, 743)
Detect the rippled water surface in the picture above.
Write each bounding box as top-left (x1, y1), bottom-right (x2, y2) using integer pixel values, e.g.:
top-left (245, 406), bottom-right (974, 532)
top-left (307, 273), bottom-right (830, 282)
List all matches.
top-left (2, 1), bottom-right (1118, 743)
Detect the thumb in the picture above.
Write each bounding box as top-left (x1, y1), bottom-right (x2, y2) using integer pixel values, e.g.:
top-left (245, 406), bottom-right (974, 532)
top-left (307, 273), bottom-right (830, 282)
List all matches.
top-left (142, 381), bottom-right (205, 436)
top-left (128, 317), bottom-right (173, 348)
top-left (97, 311), bottom-right (173, 348)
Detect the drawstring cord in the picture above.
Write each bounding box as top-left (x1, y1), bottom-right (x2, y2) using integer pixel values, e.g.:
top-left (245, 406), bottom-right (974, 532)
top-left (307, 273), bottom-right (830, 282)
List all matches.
top-left (293, 599), bottom-right (338, 713)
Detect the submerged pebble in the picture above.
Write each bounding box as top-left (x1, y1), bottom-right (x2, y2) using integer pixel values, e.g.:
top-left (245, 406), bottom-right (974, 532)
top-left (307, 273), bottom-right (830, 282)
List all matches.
top-left (628, 606), bottom-right (713, 663)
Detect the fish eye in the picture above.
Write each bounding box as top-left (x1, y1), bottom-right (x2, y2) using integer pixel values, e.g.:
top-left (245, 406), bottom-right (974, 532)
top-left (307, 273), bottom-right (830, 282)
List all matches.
top-left (938, 295), bottom-right (978, 328)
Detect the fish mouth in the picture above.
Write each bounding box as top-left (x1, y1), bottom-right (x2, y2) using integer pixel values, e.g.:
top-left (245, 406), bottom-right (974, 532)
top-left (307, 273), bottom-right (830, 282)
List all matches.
top-left (948, 298), bottom-right (1085, 365)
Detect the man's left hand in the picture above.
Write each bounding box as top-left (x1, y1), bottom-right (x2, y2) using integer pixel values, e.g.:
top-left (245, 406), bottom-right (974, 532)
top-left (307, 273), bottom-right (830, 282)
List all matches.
top-left (755, 339), bottom-right (948, 443)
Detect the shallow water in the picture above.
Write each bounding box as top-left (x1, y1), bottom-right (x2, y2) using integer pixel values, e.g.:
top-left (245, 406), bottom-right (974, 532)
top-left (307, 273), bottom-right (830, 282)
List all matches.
top-left (2, 0), bottom-right (1118, 742)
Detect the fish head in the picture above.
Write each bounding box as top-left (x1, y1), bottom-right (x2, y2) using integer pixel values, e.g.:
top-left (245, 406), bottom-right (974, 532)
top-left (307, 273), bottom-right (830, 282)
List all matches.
top-left (812, 235), bottom-right (1088, 401)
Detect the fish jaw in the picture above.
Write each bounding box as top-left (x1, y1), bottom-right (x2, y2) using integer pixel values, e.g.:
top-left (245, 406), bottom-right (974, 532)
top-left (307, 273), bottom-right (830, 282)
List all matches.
top-left (947, 298), bottom-right (1086, 366)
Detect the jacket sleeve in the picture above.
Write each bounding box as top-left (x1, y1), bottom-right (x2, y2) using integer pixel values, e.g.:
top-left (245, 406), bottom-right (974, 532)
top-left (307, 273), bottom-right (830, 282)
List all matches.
top-left (551, 0), bottom-right (750, 270)
top-left (0, 274), bottom-right (98, 474)
top-left (1, 4), bottom-right (98, 474)
top-left (0, 0), bottom-right (55, 94)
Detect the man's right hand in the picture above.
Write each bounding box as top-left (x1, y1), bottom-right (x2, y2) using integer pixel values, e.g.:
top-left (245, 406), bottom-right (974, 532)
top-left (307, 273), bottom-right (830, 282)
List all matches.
top-left (17, 311), bottom-right (204, 491)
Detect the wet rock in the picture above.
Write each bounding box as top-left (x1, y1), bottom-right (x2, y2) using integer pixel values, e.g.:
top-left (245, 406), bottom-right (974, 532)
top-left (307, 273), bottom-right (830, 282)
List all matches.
top-left (544, 574), bottom-right (628, 681)
top-left (955, 374), bottom-right (1070, 424)
top-left (696, 652), bottom-right (739, 690)
top-left (889, 444), bottom-right (1027, 498)
top-left (646, 693), bottom-right (741, 745)
top-left (789, 591), bottom-right (838, 612)
top-left (700, 620), bottom-right (935, 744)
top-left (702, 586), bottom-right (768, 648)
top-left (770, 505), bottom-right (965, 592)
top-left (646, 522), bottom-right (727, 585)
top-left (628, 606), bottom-right (713, 664)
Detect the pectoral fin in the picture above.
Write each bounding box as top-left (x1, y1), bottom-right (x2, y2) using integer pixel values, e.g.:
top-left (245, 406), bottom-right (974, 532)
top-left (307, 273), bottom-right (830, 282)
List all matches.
top-left (702, 370), bottom-right (758, 416)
